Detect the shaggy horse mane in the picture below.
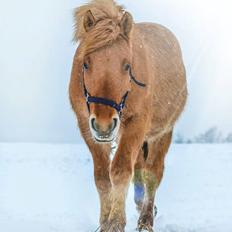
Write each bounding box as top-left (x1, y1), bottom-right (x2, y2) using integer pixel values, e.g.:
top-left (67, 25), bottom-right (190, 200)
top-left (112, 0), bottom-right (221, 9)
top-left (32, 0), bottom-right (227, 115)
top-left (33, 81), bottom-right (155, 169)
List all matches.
top-left (73, 0), bottom-right (132, 57)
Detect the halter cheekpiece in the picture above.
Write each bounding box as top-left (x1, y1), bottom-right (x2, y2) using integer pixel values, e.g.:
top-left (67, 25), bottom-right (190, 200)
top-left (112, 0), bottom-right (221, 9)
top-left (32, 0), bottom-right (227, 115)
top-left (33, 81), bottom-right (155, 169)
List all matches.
top-left (82, 65), bottom-right (146, 117)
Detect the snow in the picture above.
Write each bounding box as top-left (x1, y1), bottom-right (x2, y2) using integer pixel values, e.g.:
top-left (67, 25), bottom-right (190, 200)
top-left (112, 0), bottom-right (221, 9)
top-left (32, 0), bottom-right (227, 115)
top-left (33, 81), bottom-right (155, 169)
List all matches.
top-left (0, 143), bottom-right (232, 232)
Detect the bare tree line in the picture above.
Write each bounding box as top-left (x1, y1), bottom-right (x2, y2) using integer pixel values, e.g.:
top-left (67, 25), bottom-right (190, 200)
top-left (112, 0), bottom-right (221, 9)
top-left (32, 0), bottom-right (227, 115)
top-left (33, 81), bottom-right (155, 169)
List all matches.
top-left (174, 127), bottom-right (232, 143)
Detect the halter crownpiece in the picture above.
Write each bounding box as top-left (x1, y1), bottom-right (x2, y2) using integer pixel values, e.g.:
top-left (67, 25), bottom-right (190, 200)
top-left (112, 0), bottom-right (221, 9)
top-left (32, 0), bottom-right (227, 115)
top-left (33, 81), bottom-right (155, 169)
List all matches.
top-left (82, 66), bottom-right (146, 116)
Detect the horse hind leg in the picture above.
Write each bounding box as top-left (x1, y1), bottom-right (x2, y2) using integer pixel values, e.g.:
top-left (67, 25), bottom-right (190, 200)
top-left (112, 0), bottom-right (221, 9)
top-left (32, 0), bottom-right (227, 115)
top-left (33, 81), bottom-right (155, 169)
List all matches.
top-left (137, 131), bottom-right (173, 232)
top-left (133, 142), bottom-right (148, 212)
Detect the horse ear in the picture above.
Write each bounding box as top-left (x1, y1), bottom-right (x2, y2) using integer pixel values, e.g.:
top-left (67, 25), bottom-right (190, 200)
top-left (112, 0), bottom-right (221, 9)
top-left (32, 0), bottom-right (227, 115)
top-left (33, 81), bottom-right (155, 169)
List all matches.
top-left (83, 10), bottom-right (96, 32)
top-left (120, 12), bottom-right (133, 38)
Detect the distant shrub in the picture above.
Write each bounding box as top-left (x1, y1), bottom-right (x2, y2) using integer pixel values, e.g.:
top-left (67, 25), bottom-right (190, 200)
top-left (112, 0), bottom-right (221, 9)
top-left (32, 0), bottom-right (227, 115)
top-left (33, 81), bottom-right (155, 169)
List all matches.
top-left (224, 133), bottom-right (232, 143)
top-left (174, 127), bottom-right (232, 143)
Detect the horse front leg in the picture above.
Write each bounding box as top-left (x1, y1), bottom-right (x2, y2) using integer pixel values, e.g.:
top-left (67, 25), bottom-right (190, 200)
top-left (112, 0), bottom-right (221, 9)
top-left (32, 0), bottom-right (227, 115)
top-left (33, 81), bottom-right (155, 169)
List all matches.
top-left (105, 131), bottom-right (144, 232)
top-left (88, 143), bottom-right (112, 231)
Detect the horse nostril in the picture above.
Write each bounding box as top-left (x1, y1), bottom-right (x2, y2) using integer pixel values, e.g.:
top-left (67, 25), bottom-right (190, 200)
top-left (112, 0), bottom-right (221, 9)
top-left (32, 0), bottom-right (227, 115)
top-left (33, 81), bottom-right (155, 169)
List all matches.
top-left (91, 118), bottom-right (98, 132)
top-left (110, 118), bottom-right (118, 132)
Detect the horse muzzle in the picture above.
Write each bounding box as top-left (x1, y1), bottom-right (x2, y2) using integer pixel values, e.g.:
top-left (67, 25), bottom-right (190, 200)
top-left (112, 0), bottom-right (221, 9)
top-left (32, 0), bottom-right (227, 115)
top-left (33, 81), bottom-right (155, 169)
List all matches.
top-left (89, 115), bottom-right (120, 143)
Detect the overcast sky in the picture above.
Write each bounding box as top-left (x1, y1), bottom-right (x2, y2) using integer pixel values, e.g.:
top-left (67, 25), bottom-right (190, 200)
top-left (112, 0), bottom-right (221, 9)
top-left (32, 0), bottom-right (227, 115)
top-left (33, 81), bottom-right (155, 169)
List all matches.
top-left (0, 0), bottom-right (231, 143)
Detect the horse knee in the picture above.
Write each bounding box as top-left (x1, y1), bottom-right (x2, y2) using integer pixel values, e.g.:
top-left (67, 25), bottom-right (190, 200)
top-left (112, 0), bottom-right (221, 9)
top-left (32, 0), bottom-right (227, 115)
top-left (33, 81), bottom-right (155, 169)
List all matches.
top-left (94, 167), bottom-right (111, 193)
top-left (110, 163), bottom-right (132, 187)
top-left (95, 179), bottom-right (111, 194)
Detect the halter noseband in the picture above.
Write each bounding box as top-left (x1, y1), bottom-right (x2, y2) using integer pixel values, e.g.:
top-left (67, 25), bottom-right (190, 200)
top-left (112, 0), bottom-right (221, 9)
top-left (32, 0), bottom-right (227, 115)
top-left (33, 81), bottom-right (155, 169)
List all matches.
top-left (83, 66), bottom-right (146, 116)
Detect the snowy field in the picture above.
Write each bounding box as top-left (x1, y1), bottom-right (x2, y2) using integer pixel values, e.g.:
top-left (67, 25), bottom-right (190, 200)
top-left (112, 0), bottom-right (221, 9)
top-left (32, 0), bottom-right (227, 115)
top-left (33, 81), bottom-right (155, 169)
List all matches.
top-left (0, 143), bottom-right (231, 232)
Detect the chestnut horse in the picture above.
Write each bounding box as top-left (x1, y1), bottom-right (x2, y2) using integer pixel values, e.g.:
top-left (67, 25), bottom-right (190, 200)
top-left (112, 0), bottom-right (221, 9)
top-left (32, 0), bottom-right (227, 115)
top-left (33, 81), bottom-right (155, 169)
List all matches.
top-left (69, 0), bottom-right (187, 231)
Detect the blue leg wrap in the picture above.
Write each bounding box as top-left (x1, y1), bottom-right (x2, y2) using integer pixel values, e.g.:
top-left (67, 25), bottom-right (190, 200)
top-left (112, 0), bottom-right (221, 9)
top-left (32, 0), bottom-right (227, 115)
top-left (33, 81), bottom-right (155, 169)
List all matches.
top-left (134, 183), bottom-right (145, 204)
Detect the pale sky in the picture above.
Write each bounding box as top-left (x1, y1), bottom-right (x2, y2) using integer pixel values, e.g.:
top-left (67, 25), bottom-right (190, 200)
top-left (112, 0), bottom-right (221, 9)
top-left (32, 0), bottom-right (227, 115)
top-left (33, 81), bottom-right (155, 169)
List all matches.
top-left (0, 0), bottom-right (231, 142)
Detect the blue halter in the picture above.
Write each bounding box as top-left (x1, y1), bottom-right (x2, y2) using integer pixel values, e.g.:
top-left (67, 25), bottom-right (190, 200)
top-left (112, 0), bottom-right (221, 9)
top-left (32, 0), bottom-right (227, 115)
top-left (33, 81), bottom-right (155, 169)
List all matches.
top-left (83, 66), bottom-right (146, 116)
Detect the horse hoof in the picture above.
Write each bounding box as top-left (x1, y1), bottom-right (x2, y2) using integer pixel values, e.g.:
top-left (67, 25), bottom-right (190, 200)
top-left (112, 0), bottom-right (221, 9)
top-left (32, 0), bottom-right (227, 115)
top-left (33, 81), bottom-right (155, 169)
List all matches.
top-left (104, 220), bottom-right (125, 232)
top-left (137, 223), bottom-right (154, 232)
top-left (137, 213), bottom-right (154, 232)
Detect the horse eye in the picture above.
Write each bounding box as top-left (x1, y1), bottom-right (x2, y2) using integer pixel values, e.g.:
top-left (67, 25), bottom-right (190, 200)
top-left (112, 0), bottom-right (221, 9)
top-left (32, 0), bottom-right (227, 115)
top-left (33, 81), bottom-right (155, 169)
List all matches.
top-left (83, 62), bottom-right (89, 70)
top-left (124, 64), bottom-right (131, 71)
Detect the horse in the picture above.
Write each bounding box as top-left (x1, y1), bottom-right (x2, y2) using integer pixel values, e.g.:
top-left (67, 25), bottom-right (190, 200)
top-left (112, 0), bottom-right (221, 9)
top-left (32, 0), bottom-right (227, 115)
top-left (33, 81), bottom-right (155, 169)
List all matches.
top-left (69, 0), bottom-right (187, 231)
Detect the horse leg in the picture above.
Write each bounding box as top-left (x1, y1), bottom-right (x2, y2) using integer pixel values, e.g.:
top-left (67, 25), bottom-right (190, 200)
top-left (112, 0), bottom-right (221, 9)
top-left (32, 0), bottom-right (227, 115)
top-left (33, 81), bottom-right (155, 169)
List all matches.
top-left (77, 117), bottom-right (112, 230)
top-left (87, 143), bottom-right (112, 231)
top-left (105, 131), bottom-right (144, 232)
top-left (133, 144), bottom-right (147, 212)
top-left (137, 131), bottom-right (173, 231)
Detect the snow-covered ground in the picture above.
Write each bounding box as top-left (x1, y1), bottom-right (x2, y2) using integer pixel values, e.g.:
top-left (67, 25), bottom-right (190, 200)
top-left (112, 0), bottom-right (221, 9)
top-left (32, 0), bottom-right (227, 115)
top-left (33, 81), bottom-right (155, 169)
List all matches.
top-left (0, 143), bottom-right (231, 232)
